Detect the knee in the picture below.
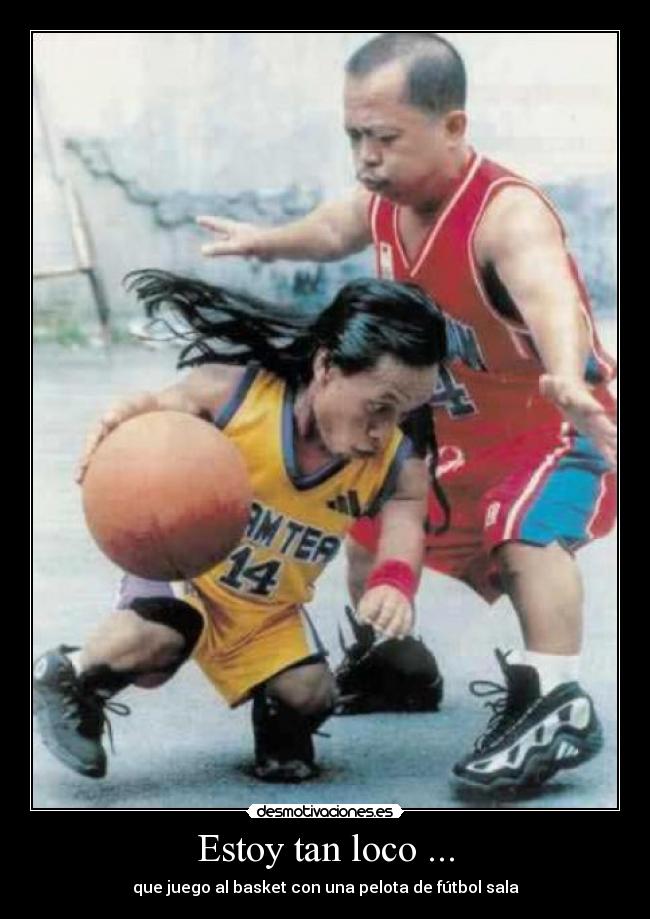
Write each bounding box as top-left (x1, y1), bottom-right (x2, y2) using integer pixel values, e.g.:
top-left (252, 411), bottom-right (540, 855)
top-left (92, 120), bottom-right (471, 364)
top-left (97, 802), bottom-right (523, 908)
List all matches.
top-left (87, 608), bottom-right (179, 667)
top-left (127, 597), bottom-right (203, 682)
top-left (268, 664), bottom-right (337, 717)
top-left (112, 613), bottom-right (182, 679)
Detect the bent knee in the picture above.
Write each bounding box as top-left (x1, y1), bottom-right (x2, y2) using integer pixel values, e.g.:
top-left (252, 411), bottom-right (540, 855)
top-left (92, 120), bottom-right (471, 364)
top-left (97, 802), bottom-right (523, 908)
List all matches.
top-left (495, 540), bottom-right (574, 581)
top-left (109, 604), bottom-right (193, 675)
top-left (268, 663), bottom-right (336, 716)
top-left (129, 616), bottom-right (186, 671)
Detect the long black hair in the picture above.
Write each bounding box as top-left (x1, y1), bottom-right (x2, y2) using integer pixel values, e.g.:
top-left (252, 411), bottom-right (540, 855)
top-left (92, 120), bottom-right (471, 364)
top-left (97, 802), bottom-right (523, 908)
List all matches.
top-left (126, 270), bottom-right (450, 532)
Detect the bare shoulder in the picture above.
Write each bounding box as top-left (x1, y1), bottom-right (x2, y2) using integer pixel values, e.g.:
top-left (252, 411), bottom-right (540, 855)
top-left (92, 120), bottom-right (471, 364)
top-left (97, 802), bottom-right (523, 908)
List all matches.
top-left (475, 184), bottom-right (563, 264)
top-left (330, 186), bottom-right (374, 240)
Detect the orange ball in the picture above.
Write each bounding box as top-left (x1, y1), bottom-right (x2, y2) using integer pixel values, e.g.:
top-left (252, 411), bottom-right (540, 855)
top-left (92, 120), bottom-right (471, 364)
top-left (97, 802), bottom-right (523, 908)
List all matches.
top-left (82, 411), bottom-right (252, 580)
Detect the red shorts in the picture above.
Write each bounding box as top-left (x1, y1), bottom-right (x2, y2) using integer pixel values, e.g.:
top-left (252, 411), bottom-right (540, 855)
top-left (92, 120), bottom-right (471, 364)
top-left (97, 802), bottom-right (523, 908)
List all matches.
top-left (350, 424), bottom-right (617, 603)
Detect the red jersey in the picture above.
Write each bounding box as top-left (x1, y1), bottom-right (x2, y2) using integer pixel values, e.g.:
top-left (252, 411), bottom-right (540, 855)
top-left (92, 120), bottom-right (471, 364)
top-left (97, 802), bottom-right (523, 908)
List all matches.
top-left (369, 152), bottom-right (616, 450)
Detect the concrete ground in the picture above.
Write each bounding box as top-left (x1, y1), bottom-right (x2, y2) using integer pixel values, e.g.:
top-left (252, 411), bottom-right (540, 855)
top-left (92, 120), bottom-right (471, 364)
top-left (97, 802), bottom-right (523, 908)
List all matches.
top-left (32, 329), bottom-right (618, 809)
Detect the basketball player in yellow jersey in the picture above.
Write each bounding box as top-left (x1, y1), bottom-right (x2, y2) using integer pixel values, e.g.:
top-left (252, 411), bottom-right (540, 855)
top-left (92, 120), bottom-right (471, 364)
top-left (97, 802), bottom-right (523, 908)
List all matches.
top-left (34, 274), bottom-right (448, 783)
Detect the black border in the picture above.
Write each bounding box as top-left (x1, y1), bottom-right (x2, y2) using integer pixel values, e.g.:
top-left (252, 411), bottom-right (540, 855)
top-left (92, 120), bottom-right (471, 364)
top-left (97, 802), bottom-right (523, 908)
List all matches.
top-left (30, 29), bottom-right (624, 904)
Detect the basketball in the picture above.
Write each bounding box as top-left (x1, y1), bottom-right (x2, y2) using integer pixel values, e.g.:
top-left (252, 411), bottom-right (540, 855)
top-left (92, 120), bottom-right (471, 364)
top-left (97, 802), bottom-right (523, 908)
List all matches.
top-left (82, 411), bottom-right (253, 580)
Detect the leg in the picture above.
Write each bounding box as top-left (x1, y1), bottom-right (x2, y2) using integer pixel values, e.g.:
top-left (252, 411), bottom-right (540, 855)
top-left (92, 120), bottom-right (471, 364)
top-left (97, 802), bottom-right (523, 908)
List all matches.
top-left (252, 660), bottom-right (337, 782)
top-left (190, 596), bottom-right (336, 783)
top-left (33, 594), bottom-right (203, 778)
top-left (79, 598), bottom-right (203, 690)
top-left (495, 541), bottom-right (583, 655)
top-left (266, 659), bottom-right (337, 715)
top-left (452, 430), bottom-right (616, 788)
top-left (447, 544), bottom-right (603, 789)
top-left (484, 427), bottom-right (616, 664)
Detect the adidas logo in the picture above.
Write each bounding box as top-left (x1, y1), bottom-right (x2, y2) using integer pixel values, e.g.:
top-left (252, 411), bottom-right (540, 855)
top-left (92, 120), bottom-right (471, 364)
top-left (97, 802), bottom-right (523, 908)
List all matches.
top-left (327, 490), bottom-right (363, 517)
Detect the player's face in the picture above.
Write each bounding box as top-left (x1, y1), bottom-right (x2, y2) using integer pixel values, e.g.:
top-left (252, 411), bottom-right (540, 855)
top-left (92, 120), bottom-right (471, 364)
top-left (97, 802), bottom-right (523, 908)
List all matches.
top-left (312, 352), bottom-right (437, 460)
top-left (344, 62), bottom-right (464, 207)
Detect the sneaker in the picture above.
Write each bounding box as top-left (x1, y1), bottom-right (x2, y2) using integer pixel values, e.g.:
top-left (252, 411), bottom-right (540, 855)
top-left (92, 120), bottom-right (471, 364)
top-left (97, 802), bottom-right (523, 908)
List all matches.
top-left (335, 606), bottom-right (444, 714)
top-left (33, 646), bottom-right (129, 779)
top-left (250, 693), bottom-right (321, 783)
top-left (452, 650), bottom-right (604, 789)
top-left (252, 757), bottom-right (319, 783)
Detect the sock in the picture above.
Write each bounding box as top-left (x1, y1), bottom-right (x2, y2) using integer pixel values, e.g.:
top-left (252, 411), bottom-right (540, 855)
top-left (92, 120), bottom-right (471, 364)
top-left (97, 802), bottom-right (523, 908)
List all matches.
top-left (66, 651), bottom-right (123, 698)
top-left (521, 651), bottom-right (580, 695)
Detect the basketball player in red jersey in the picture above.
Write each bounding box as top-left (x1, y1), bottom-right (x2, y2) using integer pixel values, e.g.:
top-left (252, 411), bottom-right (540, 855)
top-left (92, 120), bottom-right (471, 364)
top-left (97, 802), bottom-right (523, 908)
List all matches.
top-left (197, 33), bottom-right (617, 789)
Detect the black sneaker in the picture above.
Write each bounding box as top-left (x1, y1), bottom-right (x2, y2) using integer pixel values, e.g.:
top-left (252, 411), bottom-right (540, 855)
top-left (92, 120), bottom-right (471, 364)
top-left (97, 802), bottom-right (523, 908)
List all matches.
top-left (252, 757), bottom-right (318, 783)
top-left (33, 646), bottom-right (129, 779)
top-left (452, 650), bottom-right (604, 788)
top-left (335, 606), bottom-right (444, 714)
top-left (250, 693), bottom-right (321, 783)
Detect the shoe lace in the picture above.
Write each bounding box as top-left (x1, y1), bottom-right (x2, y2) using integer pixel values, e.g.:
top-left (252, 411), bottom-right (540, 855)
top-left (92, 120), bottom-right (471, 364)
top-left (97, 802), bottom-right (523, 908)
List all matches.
top-left (469, 679), bottom-right (520, 753)
top-left (59, 671), bottom-right (131, 754)
top-left (87, 698), bottom-right (131, 755)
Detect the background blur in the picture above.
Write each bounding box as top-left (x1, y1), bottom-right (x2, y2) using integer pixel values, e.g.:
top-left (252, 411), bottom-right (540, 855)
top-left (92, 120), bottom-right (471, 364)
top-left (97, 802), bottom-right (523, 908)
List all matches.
top-left (33, 31), bottom-right (617, 342)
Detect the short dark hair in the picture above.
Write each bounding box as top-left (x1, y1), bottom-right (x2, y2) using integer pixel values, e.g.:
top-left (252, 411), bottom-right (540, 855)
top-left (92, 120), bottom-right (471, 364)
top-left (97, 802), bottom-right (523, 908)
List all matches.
top-left (346, 32), bottom-right (466, 116)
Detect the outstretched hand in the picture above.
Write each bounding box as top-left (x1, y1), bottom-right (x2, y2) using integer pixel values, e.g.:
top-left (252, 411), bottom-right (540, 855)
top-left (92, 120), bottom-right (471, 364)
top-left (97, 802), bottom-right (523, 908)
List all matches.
top-left (196, 216), bottom-right (268, 260)
top-left (76, 394), bottom-right (157, 485)
top-left (540, 374), bottom-right (617, 470)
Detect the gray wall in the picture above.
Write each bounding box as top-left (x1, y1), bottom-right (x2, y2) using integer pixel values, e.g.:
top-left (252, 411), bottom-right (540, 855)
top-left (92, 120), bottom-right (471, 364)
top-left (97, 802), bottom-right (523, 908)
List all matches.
top-left (33, 32), bottom-right (617, 339)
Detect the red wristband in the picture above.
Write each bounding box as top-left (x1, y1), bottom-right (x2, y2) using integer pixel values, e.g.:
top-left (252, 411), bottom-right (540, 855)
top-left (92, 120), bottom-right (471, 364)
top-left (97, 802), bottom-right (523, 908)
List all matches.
top-left (365, 559), bottom-right (417, 602)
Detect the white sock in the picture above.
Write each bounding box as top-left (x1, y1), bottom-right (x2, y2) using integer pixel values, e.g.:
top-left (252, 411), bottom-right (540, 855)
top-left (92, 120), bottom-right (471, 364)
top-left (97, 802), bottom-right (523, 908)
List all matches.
top-left (521, 651), bottom-right (580, 695)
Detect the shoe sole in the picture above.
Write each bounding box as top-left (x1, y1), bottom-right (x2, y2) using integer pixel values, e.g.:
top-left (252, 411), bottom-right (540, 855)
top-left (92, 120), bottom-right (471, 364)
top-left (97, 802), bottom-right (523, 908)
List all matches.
top-left (452, 722), bottom-right (604, 790)
top-left (252, 772), bottom-right (316, 784)
top-left (249, 760), bottom-right (320, 783)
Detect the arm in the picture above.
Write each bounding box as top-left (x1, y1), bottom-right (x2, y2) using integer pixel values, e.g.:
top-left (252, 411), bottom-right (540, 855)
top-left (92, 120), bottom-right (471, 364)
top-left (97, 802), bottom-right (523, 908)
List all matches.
top-left (76, 365), bottom-right (244, 483)
top-left (197, 187), bottom-right (373, 262)
top-left (475, 187), bottom-right (617, 468)
top-left (356, 455), bottom-right (428, 639)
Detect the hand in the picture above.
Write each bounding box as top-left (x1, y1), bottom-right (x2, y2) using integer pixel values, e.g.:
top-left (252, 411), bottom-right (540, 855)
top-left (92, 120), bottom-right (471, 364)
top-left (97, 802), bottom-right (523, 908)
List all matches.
top-left (540, 374), bottom-right (617, 469)
top-left (196, 216), bottom-right (269, 260)
top-left (76, 393), bottom-right (156, 484)
top-left (356, 585), bottom-right (414, 639)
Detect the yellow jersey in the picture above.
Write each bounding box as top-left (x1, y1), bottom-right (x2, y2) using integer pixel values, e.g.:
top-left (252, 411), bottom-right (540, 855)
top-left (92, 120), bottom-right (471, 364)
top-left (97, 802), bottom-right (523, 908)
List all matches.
top-left (192, 365), bottom-right (412, 617)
